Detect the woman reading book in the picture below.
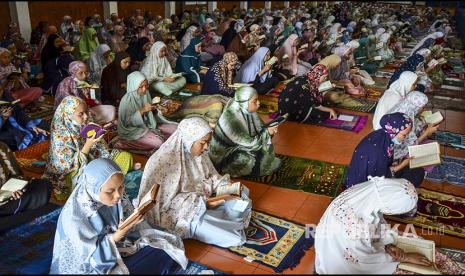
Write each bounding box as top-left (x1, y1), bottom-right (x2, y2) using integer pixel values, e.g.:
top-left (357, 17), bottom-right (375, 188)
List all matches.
top-left (209, 86), bottom-right (282, 177)
top-left (140, 41), bottom-right (186, 97)
top-left (50, 158), bottom-right (188, 274)
top-left (114, 71), bottom-right (177, 155)
top-left (315, 176), bottom-right (461, 274)
top-left (44, 96), bottom-right (132, 201)
top-left (201, 52), bottom-right (238, 97)
top-left (344, 112), bottom-right (425, 189)
top-left (137, 117), bottom-right (252, 248)
top-left (54, 61), bottom-right (117, 125)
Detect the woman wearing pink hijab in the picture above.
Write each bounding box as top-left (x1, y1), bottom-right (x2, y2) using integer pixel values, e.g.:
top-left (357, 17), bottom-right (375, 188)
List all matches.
top-left (278, 34), bottom-right (306, 77)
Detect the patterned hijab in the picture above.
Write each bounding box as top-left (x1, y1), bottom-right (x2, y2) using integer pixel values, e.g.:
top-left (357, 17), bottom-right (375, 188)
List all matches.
top-left (217, 52), bottom-right (238, 87)
top-left (140, 41), bottom-right (173, 83)
top-left (137, 117), bottom-right (220, 238)
top-left (54, 61), bottom-right (88, 107)
top-left (388, 54), bottom-right (424, 88)
top-left (281, 34), bottom-right (299, 75)
top-left (307, 64), bottom-right (329, 103)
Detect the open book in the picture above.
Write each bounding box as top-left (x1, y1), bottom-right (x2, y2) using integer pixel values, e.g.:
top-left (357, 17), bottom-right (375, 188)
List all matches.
top-left (318, 80), bottom-right (334, 92)
top-left (265, 56), bottom-right (278, 67)
top-left (263, 113), bottom-right (289, 128)
top-left (421, 111), bottom-right (443, 125)
top-left (170, 72), bottom-right (184, 79)
top-left (79, 123), bottom-right (105, 139)
top-left (119, 184), bottom-right (159, 229)
top-left (312, 41), bottom-right (321, 48)
top-left (408, 142), bottom-right (441, 169)
top-left (228, 83), bottom-right (252, 89)
top-left (428, 59), bottom-right (439, 68)
top-left (0, 178), bottom-right (29, 202)
top-left (0, 99), bottom-right (21, 107)
top-left (375, 42), bottom-right (384, 50)
top-left (216, 182), bottom-right (241, 197)
top-left (76, 80), bottom-right (99, 89)
top-left (299, 43), bottom-right (309, 49)
top-left (395, 236), bottom-right (440, 274)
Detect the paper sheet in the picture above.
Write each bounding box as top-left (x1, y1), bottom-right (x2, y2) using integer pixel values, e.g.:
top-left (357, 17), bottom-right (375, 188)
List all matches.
top-left (338, 115), bottom-right (354, 121)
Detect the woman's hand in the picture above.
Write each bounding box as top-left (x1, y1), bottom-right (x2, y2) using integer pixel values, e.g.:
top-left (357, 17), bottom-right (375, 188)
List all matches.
top-left (32, 126), bottom-right (49, 136)
top-left (425, 124), bottom-right (440, 137)
top-left (163, 76), bottom-right (175, 83)
top-left (10, 189), bottom-right (25, 200)
top-left (396, 156), bottom-right (415, 171)
top-left (114, 213), bottom-right (144, 243)
top-left (1, 107), bottom-right (13, 120)
top-left (403, 252), bottom-right (433, 267)
top-left (139, 103), bottom-right (154, 115)
top-left (328, 108), bottom-right (337, 120)
top-left (385, 245), bottom-right (406, 262)
top-left (82, 132), bottom-right (105, 155)
top-left (267, 125), bottom-right (278, 135)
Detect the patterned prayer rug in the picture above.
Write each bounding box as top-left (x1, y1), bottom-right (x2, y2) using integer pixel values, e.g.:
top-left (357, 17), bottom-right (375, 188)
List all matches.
top-left (227, 210), bottom-right (314, 273)
top-left (25, 101), bottom-right (55, 120)
top-left (432, 131), bottom-right (465, 149)
top-left (428, 96), bottom-right (465, 112)
top-left (320, 113), bottom-right (368, 133)
top-left (440, 247), bottom-right (465, 271)
top-left (124, 169), bottom-right (143, 201)
top-left (0, 207), bottom-right (62, 274)
top-left (426, 156), bottom-right (465, 186)
top-left (387, 188), bottom-right (465, 238)
top-left (444, 77), bottom-right (465, 88)
top-left (15, 140), bottom-right (50, 177)
top-left (244, 154), bottom-right (346, 197)
top-left (334, 98), bottom-right (377, 113)
top-left (172, 261), bottom-right (225, 275)
top-left (257, 98), bottom-right (279, 115)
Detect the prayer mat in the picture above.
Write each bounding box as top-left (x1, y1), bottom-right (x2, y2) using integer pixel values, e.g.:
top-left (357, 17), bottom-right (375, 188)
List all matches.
top-left (320, 113), bottom-right (368, 133)
top-left (25, 101), bottom-right (55, 121)
top-left (172, 261), bottom-right (225, 275)
top-left (257, 98), bottom-right (278, 115)
top-left (265, 81), bottom-right (287, 98)
top-left (244, 154), bottom-right (346, 197)
top-left (124, 169), bottom-right (143, 202)
top-left (334, 98), bottom-right (377, 113)
top-left (444, 77), bottom-right (465, 88)
top-left (427, 96), bottom-right (465, 112)
top-left (426, 156), bottom-right (465, 186)
top-left (440, 248), bottom-right (465, 271)
top-left (15, 140), bottom-right (50, 177)
top-left (387, 188), bottom-right (465, 238)
top-left (0, 207), bottom-right (62, 274)
top-left (324, 90), bottom-right (378, 113)
top-left (432, 131), bottom-right (465, 149)
top-left (227, 210), bottom-right (314, 273)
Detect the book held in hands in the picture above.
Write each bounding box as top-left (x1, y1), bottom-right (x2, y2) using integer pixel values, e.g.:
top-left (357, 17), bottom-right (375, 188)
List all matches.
top-left (119, 184), bottom-right (159, 229)
top-left (421, 111), bottom-right (443, 125)
top-left (318, 80), bottom-right (334, 92)
top-left (408, 142), bottom-right (441, 169)
top-left (0, 178), bottom-right (29, 202)
top-left (395, 235), bottom-right (440, 275)
top-left (79, 123), bottom-right (105, 139)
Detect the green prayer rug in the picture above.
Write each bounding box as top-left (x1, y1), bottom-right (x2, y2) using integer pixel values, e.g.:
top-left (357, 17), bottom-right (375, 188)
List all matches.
top-left (243, 154), bottom-right (346, 197)
top-left (387, 188), bottom-right (465, 238)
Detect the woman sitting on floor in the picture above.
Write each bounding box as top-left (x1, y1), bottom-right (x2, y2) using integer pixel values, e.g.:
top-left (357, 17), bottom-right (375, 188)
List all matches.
top-left (0, 88), bottom-right (49, 151)
top-left (175, 37), bottom-right (202, 83)
top-left (278, 64), bottom-right (338, 125)
top-left (137, 117), bottom-right (252, 248)
top-left (140, 41), bottom-right (186, 97)
top-left (0, 142), bottom-right (51, 217)
top-left (87, 44), bottom-right (112, 86)
top-left (114, 71), bottom-right (177, 154)
top-left (234, 47), bottom-right (280, 95)
top-left (100, 51), bottom-right (131, 107)
top-left (44, 96), bottom-right (132, 201)
top-left (50, 158), bottom-right (188, 274)
top-left (55, 61), bottom-right (116, 125)
top-left (315, 176), bottom-right (461, 274)
top-left (387, 53), bottom-right (428, 91)
top-left (345, 112), bottom-right (425, 188)
top-left (0, 47), bottom-right (43, 108)
top-left (41, 46), bottom-right (75, 96)
top-left (201, 52), bottom-right (238, 97)
top-left (331, 44), bottom-right (365, 96)
top-left (373, 71), bottom-right (418, 130)
top-left (208, 86), bottom-right (282, 177)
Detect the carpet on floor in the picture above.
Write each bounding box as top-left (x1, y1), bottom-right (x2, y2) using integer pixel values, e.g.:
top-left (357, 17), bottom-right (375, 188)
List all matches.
top-left (15, 140), bottom-right (49, 176)
top-left (387, 188), bottom-right (465, 238)
top-left (227, 210), bottom-right (314, 273)
top-left (432, 130), bottom-right (465, 150)
top-left (320, 113), bottom-right (368, 133)
top-left (0, 207), bottom-right (62, 274)
top-left (124, 169), bottom-right (143, 202)
top-left (257, 98), bottom-right (279, 115)
top-left (428, 96), bottom-right (465, 112)
top-left (24, 101), bottom-right (55, 121)
top-left (334, 97), bottom-right (377, 113)
top-left (426, 156), bottom-right (465, 186)
top-left (243, 154), bottom-right (346, 197)
top-left (440, 247), bottom-right (465, 271)
top-left (172, 261), bottom-right (225, 275)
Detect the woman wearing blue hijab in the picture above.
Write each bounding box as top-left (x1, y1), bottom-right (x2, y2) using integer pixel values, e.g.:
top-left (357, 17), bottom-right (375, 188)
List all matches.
top-left (175, 37), bottom-right (202, 83)
top-left (50, 158), bottom-right (188, 274)
top-left (344, 112), bottom-right (425, 189)
top-left (387, 54), bottom-right (425, 89)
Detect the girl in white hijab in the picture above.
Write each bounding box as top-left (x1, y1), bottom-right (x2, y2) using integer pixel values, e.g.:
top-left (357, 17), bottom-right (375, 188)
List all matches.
top-left (409, 32), bottom-right (443, 57)
top-left (136, 117), bottom-right (252, 248)
top-left (88, 44), bottom-right (112, 85)
top-left (140, 41), bottom-right (186, 96)
top-left (372, 71), bottom-right (418, 130)
top-left (180, 26), bottom-right (198, 52)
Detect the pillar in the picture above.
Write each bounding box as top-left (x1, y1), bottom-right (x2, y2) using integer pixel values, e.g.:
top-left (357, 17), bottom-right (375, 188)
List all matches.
top-left (103, 1), bottom-right (118, 19)
top-left (240, 1), bottom-right (248, 10)
top-left (284, 1), bottom-right (290, 8)
top-left (165, 1), bottom-right (176, 18)
top-left (265, 1), bottom-right (271, 9)
top-left (208, 1), bottom-right (217, 13)
top-left (9, 1), bottom-right (31, 43)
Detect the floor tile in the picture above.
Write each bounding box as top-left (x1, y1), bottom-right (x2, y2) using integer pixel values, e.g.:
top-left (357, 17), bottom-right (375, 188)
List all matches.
top-left (292, 194), bottom-right (333, 226)
top-left (198, 252), bottom-right (257, 274)
top-left (281, 247), bottom-right (315, 275)
top-left (254, 187), bottom-right (309, 219)
top-left (238, 180), bottom-right (270, 202)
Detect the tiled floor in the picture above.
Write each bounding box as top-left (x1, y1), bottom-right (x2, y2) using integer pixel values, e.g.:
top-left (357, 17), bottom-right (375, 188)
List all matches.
top-left (173, 102), bottom-right (465, 274)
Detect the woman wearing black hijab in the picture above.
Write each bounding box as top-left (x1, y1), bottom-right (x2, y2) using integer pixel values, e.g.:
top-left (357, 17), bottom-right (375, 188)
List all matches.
top-left (126, 36), bottom-right (150, 69)
top-left (40, 34), bottom-right (65, 69)
top-left (220, 20), bottom-right (237, 49)
top-left (100, 51), bottom-right (131, 106)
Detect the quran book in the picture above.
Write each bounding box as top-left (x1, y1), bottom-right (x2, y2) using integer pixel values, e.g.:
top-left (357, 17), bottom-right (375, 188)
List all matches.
top-left (299, 43), bottom-right (309, 49)
top-left (152, 96), bottom-right (161, 105)
top-left (373, 55), bottom-right (382, 61)
top-left (312, 41), bottom-right (321, 48)
top-left (119, 184), bottom-right (159, 229)
top-left (263, 113), bottom-right (289, 128)
top-left (395, 236), bottom-right (440, 275)
top-left (170, 72), bottom-right (184, 79)
top-left (437, 58), bottom-right (447, 65)
top-left (229, 83), bottom-right (252, 89)
top-left (79, 123), bottom-right (105, 139)
top-left (216, 182), bottom-right (241, 197)
top-left (422, 111), bottom-right (443, 125)
top-left (375, 42), bottom-right (384, 50)
top-left (338, 115), bottom-right (355, 121)
top-left (318, 80), bottom-right (334, 92)
top-left (427, 59), bottom-right (439, 68)
top-left (0, 178), bottom-right (29, 202)
top-left (0, 99), bottom-right (21, 106)
top-left (265, 56), bottom-right (278, 67)
top-left (408, 142), bottom-right (441, 169)
top-left (76, 80), bottom-right (99, 89)
top-left (258, 35), bottom-right (266, 40)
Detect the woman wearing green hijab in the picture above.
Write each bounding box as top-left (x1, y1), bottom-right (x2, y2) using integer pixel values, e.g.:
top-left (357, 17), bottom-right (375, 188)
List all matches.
top-left (175, 37), bottom-right (202, 83)
top-left (208, 86), bottom-right (282, 178)
top-left (360, 34), bottom-right (381, 75)
top-left (76, 26), bottom-right (100, 61)
top-left (114, 71), bottom-right (177, 154)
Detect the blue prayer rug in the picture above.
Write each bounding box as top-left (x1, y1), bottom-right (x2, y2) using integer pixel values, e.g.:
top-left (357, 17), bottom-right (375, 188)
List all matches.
top-left (172, 261), bottom-right (226, 275)
top-left (0, 207), bottom-right (62, 274)
top-left (432, 131), bottom-right (465, 149)
top-left (426, 156), bottom-right (465, 186)
top-left (124, 169), bottom-right (143, 201)
top-left (227, 210), bottom-right (314, 273)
